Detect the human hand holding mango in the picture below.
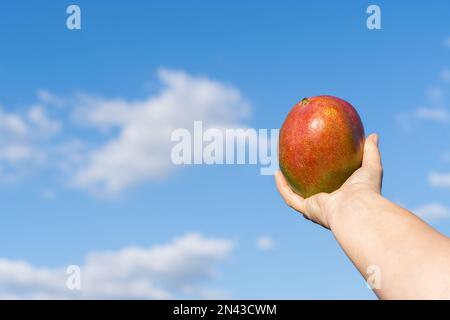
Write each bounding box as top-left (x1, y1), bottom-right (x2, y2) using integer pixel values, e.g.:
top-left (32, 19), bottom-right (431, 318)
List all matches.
top-left (275, 96), bottom-right (450, 299)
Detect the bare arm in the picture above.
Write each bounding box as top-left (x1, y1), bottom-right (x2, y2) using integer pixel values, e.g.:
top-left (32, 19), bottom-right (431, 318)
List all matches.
top-left (275, 134), bottom-right (450, 299)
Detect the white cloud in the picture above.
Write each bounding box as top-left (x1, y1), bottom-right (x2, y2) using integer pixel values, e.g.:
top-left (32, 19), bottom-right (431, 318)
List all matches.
top-left (0, 144), bottom-right (34, 163)
top-left (0, 68), bottom-right (250, 194)
top-left (27, 105), bottom-right (61, 136)
top-left (397, 82), bottom-right (450, 130)
top-left (415, 107), bottom-right (449, 122)
top-left (396, 107), bottom-right (449, 131)
top-left (37, 90), bottom-right (66, 108)
top-left (0, 107), bottom-right (53, 179)
top-left (429, 171), bottom-right (450, 188)
top-left (256, 236), bottom-right (275, 251)
top-left (72, 68), bottom-right (250, 195)
top-left (0, 233), bottom-right (233, 299)
top-left (413, 203), bottom-right (450, 221)
top-left (0, 109), bottom-right (28, 137)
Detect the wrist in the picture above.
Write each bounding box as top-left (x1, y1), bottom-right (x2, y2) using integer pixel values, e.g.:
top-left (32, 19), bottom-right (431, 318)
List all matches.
top-left (326, 189), bottom-right (383, 231)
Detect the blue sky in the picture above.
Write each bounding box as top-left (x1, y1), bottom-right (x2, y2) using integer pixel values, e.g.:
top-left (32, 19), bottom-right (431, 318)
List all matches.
top-left (0, 0), bottom-right (449, 299)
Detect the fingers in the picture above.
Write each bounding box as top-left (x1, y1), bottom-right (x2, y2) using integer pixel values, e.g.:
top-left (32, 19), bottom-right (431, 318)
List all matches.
top-left (275, 171), bottom-right (330, 228)
top-left (362, 133), bottom-right (382, 174)
top-left (275, 170), bottom-right (306, 213)
top-left (304, 193), bottom-right (331, 229)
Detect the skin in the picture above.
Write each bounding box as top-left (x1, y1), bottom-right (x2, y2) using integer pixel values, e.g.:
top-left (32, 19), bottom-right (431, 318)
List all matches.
top-left (279, 95), bottom-right (365, 198)
top-left (275, 134), bottom-right (450, 299)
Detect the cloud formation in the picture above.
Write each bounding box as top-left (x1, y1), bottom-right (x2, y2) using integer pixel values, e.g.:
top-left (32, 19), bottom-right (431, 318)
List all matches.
top-left (0, 233), bottom-right (233, 299)
top-left (396, 84), bottom-right (450, 130)
top-left (0, 68), bottom-right (250, 195)
top-left (256, 236), bottom-right (275, 251)
top-left (429, 171), bottom-right (450, 188)
top-left (72, 68), bottom-right (250, 194)
top-left (415, 107), bottom-right (449, 122)
top-left (0, 105), bottom-right (59, 180)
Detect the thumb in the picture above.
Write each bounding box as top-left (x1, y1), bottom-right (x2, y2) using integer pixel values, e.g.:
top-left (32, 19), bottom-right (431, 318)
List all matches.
top-left (359, 133), bottom-right (383, 193)
top-left (362, 133), bottom-right (382, 174)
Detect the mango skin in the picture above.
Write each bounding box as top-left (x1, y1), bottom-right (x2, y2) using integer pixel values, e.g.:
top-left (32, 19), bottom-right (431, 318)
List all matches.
top-left (279, 95), bottom-right (365, 198)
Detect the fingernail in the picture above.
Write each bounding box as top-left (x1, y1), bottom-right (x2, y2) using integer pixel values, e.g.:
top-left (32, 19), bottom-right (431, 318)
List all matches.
top-left (373, 134), bottom-right (379, 146)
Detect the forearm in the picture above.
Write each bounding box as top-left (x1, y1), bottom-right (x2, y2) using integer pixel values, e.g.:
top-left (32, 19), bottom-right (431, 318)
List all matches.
top-left (329, 191), bottom-right (450, 299)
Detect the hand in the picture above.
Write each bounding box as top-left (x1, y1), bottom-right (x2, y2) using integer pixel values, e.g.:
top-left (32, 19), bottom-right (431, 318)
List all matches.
top-left (275, 133), bottom-right (383, 229)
